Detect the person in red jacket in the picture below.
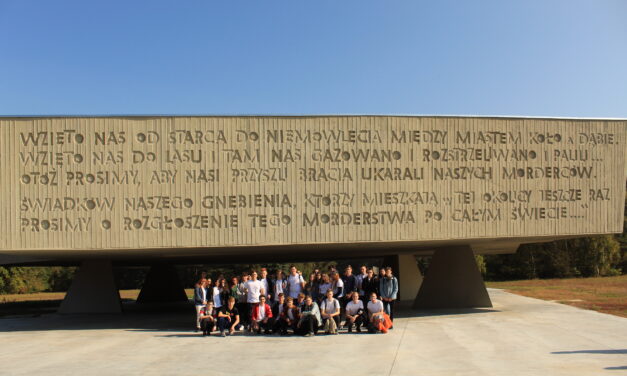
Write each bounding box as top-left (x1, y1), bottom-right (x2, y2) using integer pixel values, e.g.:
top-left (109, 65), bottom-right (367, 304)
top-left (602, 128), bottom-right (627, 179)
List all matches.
top-left (251, 295), bottom-right (273, 334)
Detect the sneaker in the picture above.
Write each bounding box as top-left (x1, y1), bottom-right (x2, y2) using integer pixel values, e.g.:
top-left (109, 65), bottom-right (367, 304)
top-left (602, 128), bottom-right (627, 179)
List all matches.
top-left (333, 331), bottom-right (339, 335)
top-left (305, 332), bottom-right (314, 337)
top-left (356, 326), bottom-right (362, 333)
top-left (221, 330), bottom-right (226, 337)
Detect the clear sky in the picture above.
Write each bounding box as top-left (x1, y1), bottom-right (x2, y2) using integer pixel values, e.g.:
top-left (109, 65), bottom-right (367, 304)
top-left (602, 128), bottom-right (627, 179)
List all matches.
top-left (0, 0), bottom-right (625, 117)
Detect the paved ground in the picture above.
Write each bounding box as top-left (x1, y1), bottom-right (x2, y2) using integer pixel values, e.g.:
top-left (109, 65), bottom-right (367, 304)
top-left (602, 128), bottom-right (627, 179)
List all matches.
top-left (0, 289), bottom-right (626, 376)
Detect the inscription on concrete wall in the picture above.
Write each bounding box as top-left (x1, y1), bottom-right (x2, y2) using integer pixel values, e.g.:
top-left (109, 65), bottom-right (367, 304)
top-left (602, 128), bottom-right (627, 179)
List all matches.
top-left (1, 116), bottom-right (625, 251)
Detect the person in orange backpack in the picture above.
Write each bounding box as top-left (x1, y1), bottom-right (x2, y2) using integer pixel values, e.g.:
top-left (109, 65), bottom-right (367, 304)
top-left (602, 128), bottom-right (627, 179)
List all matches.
top-left (366, 292), bottom-right (392, 333)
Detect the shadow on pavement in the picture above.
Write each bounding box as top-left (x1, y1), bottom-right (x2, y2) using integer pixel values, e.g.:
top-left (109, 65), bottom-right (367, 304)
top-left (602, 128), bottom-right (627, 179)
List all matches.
top-left (552, 349), bottom-right (627, 355)
top-left (0, 300), bottom-right (499, 332)
top-left (0, 300), bottom-right (194, 332)
top-left (394, 302), bottom-right (499, 318)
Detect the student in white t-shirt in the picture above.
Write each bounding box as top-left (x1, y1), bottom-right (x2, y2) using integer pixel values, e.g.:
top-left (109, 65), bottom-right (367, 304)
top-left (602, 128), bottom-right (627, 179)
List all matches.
top-left (287, 265), bottom-right (305, 299)
top-left (345, 290), bottom-right (365, 333)
top-left (367, 292), bottom-right (389, 333)
top-left (273, 270), bottom-right (286, 303)
top-left (367, 292), bottom-right (385, 318)
top-left (244, 271), bottom-right (265, 329)
top-left (320, 289), bottom-right (341, 334)
top-left (260, 268), bottom-right (270, 301)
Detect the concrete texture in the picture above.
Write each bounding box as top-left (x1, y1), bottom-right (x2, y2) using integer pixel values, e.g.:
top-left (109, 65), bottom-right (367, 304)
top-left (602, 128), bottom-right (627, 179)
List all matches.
top-left (415, 246), bottom-right (492, 308)
top-left (1, 289), bottom-right (626, 376)
top-left (397, 254), bottom-right (423, 302)
top-left (2, 116), bottom-right (625, 259)
top-left (58, 260), bottom-right (121, 314)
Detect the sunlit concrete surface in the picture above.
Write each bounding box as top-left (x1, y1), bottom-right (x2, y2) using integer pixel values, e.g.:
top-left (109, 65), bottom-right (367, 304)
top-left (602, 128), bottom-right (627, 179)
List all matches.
top-left (1, 289), bottom-right (626, 376)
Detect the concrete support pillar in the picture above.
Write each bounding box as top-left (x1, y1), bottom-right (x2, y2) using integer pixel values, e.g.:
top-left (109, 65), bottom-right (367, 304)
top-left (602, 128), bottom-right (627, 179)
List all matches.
top-left (58, 260), bottom-right (122, 314)
top-left (398, 254), bottom-right (423, 302)
top-left (382, 254), bottom-right (423, 302)
top-left (137, 264), bottom-right (188, 304)
top-left (414, 246), bottom-right (492, 309)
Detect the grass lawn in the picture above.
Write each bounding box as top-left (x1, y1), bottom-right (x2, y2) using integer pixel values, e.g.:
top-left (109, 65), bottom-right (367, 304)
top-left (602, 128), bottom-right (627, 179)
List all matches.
top-left (487, 275), bottom-right (627, 318)
top-left (0, 289), bottom-right (199, 317)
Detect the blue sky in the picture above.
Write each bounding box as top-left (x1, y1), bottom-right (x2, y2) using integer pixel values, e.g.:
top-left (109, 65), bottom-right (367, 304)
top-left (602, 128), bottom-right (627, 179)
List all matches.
top-left (0, 0), bottom-right (625, 117)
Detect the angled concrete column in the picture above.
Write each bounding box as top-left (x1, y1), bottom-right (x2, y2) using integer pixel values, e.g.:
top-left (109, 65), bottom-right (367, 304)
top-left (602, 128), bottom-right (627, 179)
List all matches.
top-left (414, 246), bottom-right (492, 309)
top-left (137, 264), bottom-right (188, 303)
top-left (398, 254), bottom-right (423, 302)
top-left (382, 254), bottom-right (423, 302)
top-left (59, 260), bottom-right (122, 314)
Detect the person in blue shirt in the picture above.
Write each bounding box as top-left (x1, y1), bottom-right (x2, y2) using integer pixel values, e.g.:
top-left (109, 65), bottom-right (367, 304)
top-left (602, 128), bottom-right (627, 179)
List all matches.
top-left (379, 267), bottom-right (399, 323)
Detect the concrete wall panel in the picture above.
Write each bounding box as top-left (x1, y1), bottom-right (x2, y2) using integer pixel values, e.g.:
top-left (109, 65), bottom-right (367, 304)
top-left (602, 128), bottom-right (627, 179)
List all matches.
top-left (0, 116), bottom-right (624, 256)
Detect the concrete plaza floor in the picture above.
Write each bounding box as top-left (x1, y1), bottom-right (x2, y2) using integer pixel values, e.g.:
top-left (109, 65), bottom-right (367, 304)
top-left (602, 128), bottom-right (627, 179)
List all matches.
top-left (0, 289), bottom-right (626, 376)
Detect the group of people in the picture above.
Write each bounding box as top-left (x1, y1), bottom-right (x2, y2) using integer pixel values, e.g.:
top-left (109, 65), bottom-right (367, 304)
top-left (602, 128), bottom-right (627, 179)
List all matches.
top-left (193, 265), bottom-right (399, 337)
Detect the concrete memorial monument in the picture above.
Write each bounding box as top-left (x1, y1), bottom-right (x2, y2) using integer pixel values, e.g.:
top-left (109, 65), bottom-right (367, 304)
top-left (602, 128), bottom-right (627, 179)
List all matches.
top-left (0, 115), bottom-right (624, 312)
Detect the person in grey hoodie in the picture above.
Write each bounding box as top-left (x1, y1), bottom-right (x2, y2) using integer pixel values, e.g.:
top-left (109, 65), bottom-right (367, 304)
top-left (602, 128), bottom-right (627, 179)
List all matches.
top-left (297, 295), bottom-right (322, 337)
top-left (379, 267), bottom-right (399, 322)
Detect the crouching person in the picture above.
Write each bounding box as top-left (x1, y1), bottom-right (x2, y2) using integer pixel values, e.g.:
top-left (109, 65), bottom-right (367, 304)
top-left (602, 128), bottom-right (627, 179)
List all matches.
top-left (271, 293), bottom-right (286, 334)
top-left (320, 289), bottom-right (341, 335)
top-left (199, 301), bottom-right (216, 336)
top-left (217, 297), bottom-right (240, 337)
top-left (367, 292), bottom-right (392, 334)
top-left (251, 295), bottom-right (273, 334)
top-left (277, 297), bottom-right (299, 335)
top-left (345, 291), bottom-right (366, 333)
top-left (297, 295), bottom-right (321, 337)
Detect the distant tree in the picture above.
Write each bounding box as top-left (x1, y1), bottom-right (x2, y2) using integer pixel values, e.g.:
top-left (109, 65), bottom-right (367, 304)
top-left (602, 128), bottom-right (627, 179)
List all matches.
top-left (485, 234), bottom-right (622, 281)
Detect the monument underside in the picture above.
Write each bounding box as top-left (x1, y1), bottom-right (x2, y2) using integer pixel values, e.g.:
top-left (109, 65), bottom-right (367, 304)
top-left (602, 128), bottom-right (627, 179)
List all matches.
top-left (0, 235), bottom-right (580, 265)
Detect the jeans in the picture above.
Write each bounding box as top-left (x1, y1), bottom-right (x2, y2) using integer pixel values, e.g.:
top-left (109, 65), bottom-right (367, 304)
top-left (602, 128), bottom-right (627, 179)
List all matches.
top-left (345, 314), bottom-right (366, 330)
top-left (253, 319), bottom-right (271, 332)
top-left (382, 299), bottom-right (395, 321)
top-left (201, 317), bottom-right (215, 334)
top-left (235, 302), bottom-right (248, 325)
top-left (217, 317), bottom-right (233, 332)
top-left (276, 318), bottom-right (297, 334)
top-left (298, 315), bottom-right (319, 335)
top-left (195, 305), bottom-right (204, 328)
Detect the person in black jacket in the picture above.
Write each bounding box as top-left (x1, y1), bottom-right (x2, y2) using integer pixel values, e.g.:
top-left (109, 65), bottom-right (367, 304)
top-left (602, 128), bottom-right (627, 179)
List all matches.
top-left (361, 269), bottom-right (379, 305)
top-left (277, 296), bottom-right (299, 335)
top-left (270, 293), bottom-right (286, 333)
